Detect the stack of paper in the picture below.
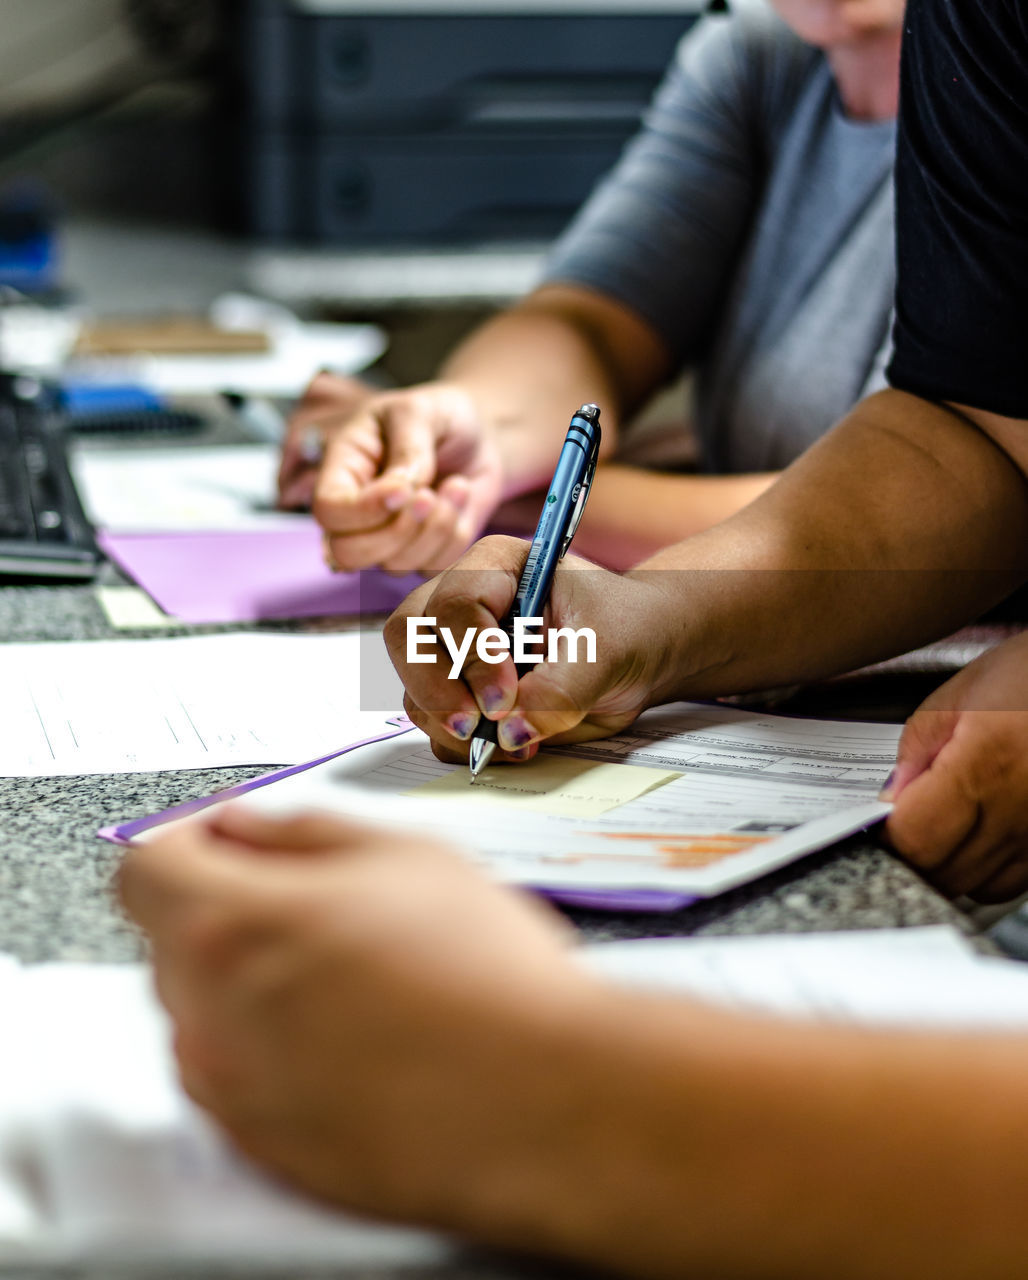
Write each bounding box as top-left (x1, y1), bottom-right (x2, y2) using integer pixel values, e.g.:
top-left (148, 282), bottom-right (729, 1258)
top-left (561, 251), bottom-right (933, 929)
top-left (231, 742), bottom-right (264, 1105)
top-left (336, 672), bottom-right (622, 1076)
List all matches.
top-left (65, 314), bottom-right (386, 398)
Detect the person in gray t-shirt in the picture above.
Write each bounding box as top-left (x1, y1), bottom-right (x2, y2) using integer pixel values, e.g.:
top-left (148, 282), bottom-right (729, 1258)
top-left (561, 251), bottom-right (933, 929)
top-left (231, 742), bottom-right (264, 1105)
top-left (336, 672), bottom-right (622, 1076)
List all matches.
top-left (544, 0), bottom-right (896, 476)
top-left (282, 0), bottom-right (904, 573)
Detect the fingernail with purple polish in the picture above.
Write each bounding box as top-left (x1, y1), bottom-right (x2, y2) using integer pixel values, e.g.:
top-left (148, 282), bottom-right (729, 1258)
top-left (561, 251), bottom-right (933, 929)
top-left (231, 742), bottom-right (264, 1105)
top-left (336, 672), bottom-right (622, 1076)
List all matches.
top-left (447, 713), bottom-right (477, 741)
top-left (481, 685), bottom-right (507, 716)
top-left (499, 716), bottom-right (537, 752)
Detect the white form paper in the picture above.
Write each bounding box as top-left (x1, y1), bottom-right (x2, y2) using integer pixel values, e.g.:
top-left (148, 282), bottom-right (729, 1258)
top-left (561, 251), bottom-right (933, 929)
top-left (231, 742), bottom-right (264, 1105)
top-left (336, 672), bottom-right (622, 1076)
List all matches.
top-left (585, 927), bottom-right (1028, 1031)
top-left (0, 633), bottom-right (402, 777)
top-left (2, 928), bottom-right (1027, 1260)
top-left (69, 444), bottom-right (300, 532)
top-left (192, 702), bottom-right (901, 897)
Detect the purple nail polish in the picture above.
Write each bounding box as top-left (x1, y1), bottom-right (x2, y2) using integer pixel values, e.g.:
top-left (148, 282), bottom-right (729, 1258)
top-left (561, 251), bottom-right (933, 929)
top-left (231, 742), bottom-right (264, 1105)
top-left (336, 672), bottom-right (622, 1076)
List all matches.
top-left (499, 716), bottom-right (536, 752)
top-left (447, 713), bottom-right (476, 741)
top-left (481, 685), bottom-right (507, 716)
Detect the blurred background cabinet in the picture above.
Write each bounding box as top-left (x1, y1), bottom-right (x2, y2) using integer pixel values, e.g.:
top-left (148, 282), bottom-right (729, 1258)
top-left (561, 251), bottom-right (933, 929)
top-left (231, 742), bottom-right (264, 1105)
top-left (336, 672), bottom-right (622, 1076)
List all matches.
top-left (228, 1), bottom-right (697, 243)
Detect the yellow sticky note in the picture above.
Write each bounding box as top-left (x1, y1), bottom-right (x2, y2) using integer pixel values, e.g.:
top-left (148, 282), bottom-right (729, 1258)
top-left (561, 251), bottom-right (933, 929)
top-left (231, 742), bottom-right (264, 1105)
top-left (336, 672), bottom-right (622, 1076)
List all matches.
top-left (97, 586), bottom-right (176, 630)
top-left (406, 755), bottom-right (680, 818)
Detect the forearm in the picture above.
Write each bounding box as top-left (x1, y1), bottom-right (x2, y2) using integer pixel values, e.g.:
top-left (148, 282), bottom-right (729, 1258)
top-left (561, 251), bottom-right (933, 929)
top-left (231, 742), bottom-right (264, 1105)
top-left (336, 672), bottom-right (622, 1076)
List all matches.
top-left (569, 465), bottom-right (777, 569)
top-left (635, 390), bottom-right (1028, 699)
top-left (473, 986), bottom-right (1028, 1280)
top-left (440, 286), bottom-right (670, 499)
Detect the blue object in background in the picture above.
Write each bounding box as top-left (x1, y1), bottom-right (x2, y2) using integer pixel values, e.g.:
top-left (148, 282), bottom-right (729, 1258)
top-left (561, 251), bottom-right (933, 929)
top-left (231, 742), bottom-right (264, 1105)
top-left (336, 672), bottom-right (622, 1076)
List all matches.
top-left (61, 382), bottom-right (167, 416)
top-left (60, 380), bottom-right (206, 435)
top-left (0, 185), bottom-right (59, 294)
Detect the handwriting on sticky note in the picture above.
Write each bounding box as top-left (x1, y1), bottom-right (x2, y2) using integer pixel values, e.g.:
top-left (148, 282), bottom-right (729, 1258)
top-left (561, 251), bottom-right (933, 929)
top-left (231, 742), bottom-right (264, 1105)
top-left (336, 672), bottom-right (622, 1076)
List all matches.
top-left (406, 755), bottom-right (680, 818)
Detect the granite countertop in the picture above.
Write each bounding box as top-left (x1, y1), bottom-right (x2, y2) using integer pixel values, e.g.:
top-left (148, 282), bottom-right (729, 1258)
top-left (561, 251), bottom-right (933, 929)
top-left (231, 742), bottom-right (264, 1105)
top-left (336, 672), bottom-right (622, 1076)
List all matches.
top-left (0, 581), bottom-right (976, 963)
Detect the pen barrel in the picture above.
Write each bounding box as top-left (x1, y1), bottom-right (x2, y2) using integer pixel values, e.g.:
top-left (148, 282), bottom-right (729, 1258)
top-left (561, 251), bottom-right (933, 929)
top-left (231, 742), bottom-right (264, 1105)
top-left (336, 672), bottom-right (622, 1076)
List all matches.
top-left (471, 404), bottom-right (599, 770)
top-left (515, 409), bottom-right (601, 620)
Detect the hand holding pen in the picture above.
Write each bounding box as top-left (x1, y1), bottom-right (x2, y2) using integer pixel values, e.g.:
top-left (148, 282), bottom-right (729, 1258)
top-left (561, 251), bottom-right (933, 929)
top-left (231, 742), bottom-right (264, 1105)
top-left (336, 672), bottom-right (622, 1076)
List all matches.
top-left (384, 404), bottom-right (678, 770)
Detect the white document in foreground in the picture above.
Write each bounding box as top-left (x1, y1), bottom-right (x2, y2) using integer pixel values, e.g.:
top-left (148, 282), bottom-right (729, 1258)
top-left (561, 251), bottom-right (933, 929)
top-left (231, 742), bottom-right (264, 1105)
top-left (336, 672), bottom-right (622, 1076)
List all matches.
top-left (586, 927), bottom-right (1028, 1030)
top-left (70, 444), bottom-right (299, 532)
top-left (0, 633), bottom-right (401, 777)
top-left (210, 702), bottom-right (900, 897)
top-left (2, 929), bottom-right (1027, 1261)
top-left (0, 957), bottom-right (446, 1265)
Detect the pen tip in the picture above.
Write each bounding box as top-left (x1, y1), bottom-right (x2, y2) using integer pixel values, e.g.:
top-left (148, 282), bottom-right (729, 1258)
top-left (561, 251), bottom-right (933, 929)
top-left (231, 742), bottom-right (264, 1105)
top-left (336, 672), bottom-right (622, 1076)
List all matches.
top-left (468, 738), bottom-right (496, 781)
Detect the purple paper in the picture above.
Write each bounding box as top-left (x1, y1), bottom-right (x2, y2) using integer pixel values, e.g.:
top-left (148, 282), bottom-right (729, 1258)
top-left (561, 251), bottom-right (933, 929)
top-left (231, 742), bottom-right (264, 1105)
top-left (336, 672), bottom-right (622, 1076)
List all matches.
top-left (535, 886), bottom-right (698, 912)
top-left (98, 524), bottom-right (422, 624)
top-left (99, 717), bottom-right (416, 845)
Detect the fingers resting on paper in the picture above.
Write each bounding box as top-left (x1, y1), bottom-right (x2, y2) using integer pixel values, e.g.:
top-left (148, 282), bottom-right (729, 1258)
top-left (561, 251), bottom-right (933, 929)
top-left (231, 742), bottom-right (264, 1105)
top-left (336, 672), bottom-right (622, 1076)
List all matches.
top-left (118, 804), bottom-right (585, 1219)
top-left (882, 632), bottom-right (1028, 903)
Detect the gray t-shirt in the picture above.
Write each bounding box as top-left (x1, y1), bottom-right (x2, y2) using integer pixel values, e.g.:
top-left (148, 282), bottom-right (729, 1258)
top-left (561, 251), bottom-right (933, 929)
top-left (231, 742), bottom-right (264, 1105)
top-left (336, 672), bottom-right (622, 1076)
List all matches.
top-left (541, 3), bottom-right (896, 473)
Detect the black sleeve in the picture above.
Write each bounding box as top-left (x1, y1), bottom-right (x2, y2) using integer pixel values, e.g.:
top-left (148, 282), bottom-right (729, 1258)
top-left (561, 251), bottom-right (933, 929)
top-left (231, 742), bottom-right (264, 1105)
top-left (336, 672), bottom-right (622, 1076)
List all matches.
top-left (887, 0), bottom-right (1028, 417)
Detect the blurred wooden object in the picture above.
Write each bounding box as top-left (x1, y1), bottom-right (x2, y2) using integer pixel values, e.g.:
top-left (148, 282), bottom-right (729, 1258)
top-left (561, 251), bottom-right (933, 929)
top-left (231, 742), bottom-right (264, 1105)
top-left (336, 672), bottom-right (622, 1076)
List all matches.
top-left (75, 316), bottom-right (270, 356)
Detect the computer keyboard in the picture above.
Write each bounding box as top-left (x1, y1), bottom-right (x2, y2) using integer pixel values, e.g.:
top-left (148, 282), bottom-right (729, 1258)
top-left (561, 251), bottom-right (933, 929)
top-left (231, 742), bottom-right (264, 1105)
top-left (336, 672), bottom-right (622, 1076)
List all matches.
top-left (0, 372), bottom-right (99, 580)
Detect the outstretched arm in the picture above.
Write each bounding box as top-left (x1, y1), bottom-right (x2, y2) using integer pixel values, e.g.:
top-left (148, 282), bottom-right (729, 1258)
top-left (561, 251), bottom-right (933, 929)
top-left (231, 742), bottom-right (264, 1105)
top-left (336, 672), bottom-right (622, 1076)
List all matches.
top-left (121, 807), bottom-right (1028, 1280)
top-left (438, 284), bottom-right (673, 496)
top-left (496, 463), bottom-right (777, 570)
top-left (635, 391), bottom-right (1028, 691)
top-left (388, 390), bottom-right (1028, 760)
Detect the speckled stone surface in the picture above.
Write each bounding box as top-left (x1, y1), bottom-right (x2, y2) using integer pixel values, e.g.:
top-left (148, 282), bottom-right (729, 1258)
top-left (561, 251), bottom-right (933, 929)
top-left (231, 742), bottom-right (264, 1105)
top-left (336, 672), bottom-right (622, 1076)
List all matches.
top-left (0, 583), bottom-right (977, 961)
top-left (0, 581), bottom-right (982, 1280)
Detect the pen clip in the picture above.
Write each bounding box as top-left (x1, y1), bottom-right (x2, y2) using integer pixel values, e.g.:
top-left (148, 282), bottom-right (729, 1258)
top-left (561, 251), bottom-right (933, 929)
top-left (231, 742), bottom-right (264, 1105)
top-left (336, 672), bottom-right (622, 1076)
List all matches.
top-left (559, 444), bottom-right (599, 559)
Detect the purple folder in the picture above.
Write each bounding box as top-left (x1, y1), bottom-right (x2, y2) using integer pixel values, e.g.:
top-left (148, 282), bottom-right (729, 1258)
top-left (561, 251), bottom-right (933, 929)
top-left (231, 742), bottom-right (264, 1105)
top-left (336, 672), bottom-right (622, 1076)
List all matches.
top-left (98, 524), bottom-right (422, 624)
top-left (100, 716), bottom-right (695, 913)
top-left (99, 718), bottom-right (418, 844)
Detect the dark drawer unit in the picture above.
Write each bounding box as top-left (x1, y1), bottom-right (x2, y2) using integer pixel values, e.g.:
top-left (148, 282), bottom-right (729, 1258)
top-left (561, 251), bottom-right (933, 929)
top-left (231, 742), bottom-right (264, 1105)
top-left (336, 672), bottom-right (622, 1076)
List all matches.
top-left (225, 3), bottom-right (696, 244)
top-left (236, 9), bottom-right (692, 128)
top-left (248, 129), bottom-right (658, 241)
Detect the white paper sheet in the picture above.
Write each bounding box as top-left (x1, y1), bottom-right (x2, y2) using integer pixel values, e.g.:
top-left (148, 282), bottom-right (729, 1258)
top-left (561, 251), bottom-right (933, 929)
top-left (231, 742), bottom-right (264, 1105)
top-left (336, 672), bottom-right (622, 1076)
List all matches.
top-left (585, 928), bottom-right (1028, 1030)
top-left (70, 444), bottom-right (300, 532)
top-left (202, 702), bottom-right (900, 897)
top-left (0, 960), bottom-right (446, 1264)
top-left (0, 633), bottom-right (402, 777)
top-left (2, 928), bottom-right (1026, 1260)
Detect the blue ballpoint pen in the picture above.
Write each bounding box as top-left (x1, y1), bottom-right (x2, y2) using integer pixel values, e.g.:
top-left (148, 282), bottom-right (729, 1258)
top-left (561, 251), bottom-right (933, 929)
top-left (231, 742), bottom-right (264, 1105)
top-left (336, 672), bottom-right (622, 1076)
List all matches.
top-left (468, 402), bottom-right (602, 782)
